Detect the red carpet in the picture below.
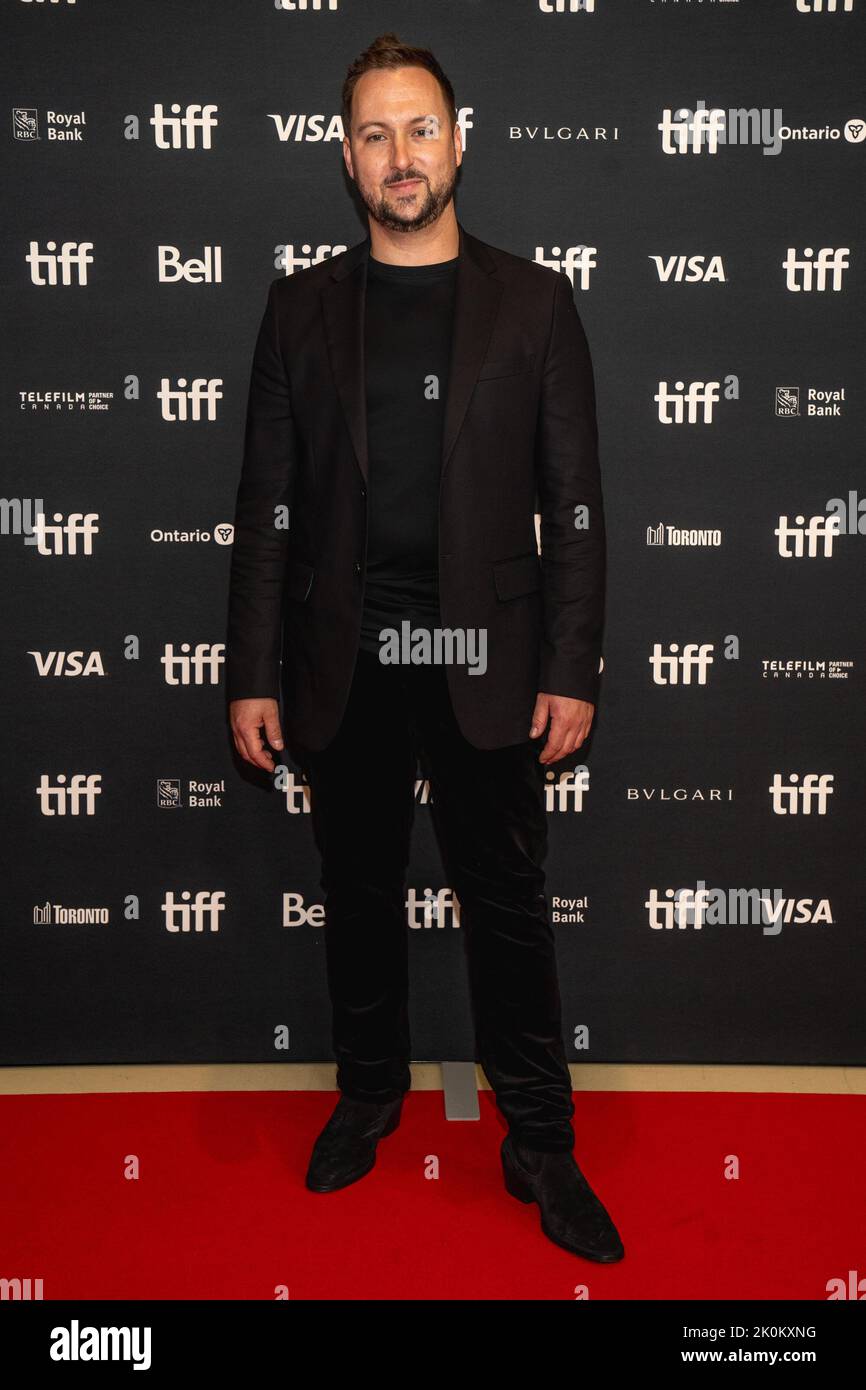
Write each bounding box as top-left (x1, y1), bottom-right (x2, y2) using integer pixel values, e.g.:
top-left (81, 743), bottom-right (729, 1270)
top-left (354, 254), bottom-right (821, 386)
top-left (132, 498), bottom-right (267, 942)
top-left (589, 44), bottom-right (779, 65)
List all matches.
top-left (3, 1088), bottom-right (864, 1300)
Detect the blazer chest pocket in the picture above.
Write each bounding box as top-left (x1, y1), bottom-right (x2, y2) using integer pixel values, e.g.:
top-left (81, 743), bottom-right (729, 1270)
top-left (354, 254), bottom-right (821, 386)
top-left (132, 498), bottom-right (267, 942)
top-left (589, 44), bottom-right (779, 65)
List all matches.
top-left (492, 550), bottom-right (542, 601)
top-left (286, 558), bottom-right (315, 602)
top-left (476, 352), bottom-right (535, 381)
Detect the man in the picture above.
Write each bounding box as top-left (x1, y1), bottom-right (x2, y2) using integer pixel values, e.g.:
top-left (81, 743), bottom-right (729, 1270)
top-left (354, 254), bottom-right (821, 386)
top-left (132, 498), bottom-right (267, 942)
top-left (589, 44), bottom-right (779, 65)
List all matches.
top-left (226, 33), bottom-right (623, 1263)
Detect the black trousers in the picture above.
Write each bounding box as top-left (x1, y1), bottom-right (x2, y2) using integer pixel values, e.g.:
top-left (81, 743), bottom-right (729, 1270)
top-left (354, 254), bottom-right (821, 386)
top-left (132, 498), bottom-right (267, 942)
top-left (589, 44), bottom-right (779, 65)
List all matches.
top-left (290, 646), bottom-right (576, 1153)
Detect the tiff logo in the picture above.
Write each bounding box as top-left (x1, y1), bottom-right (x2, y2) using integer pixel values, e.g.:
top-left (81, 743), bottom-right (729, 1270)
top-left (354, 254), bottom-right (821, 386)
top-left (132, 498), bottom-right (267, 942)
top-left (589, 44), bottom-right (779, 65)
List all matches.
top-left (769, 773), bottom-right (834, 815)
top-left (655, 380), bottom-right (723, 423)
top-left (161, 643), bottom-right (225, 685)
top-left (539, 1), bottom-right (597, 11)
top-left (783, 247), bottom-right (850, 291)
top-left (26, 241), bottom-right (93, 285)
top-left (650, 643), bottom-right (715, 685)
top-left (544, 767), bottom-right (589, 812)
top-left (157, 378), bottom-right (223, 421)
top-left (149, 103), bottom-right (218, 149)
top-left (36, 774), bottom-right (102, 816)
top-left (796, 1), bottom-right (854, 12)
top-left (277, 243), bottom-right (348, 273)
top-left (659, 101), bottom-right (784, 156)
top-left (775, 514), bottom-right (841, 557)
top-left (276, 0), bottom-right (340, 10)
top-left (33, 512), bottom-right (99, 555)
top-left (162, 890), bottom-right (226, 932)
top-left (535, 245), bottom-right (597, 290)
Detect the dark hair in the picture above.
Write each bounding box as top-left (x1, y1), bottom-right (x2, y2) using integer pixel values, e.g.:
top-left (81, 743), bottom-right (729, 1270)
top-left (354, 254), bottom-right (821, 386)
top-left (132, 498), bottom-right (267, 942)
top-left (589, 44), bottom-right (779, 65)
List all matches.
top-left (341, 32), bottom-right (457, 138)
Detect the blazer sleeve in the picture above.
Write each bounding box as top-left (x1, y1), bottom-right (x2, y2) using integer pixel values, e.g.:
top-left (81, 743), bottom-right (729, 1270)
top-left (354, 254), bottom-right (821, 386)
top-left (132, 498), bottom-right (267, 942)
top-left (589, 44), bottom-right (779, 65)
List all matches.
top-left (534, 269), bottom-right (607, 706)
top-left (225, 278), bottom-right (295, 702)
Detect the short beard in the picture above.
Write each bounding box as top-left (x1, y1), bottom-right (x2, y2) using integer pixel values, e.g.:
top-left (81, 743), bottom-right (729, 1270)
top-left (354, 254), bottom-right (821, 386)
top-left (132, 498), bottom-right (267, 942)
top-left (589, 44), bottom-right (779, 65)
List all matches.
top-left (361, 164), bottom-right (458, 234)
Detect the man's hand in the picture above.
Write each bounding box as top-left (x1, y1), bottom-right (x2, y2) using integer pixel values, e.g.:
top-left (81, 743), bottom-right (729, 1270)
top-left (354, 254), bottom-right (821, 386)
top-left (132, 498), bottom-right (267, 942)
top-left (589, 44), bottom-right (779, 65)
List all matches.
top-left (529, 692), bottom-right (594, 765)
top-left (230, 698), bottom-right (284, 772)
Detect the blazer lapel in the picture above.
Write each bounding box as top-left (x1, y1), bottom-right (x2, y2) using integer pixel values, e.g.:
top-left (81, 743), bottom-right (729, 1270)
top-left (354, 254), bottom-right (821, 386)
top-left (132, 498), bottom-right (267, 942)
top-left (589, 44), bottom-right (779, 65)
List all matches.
top-left (320, 219), bottom-right (503, 487)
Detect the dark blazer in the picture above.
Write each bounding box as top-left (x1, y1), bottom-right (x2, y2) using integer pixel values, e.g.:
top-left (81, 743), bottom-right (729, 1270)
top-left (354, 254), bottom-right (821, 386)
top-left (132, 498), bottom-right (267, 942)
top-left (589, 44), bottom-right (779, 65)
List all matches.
top-left (226, 219), bottom-right (606, 753)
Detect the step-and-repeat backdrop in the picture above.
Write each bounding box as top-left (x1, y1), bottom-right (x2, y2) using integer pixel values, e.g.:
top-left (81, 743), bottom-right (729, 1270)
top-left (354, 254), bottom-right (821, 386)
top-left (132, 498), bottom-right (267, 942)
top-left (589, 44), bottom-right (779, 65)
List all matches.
top-left (4, 0), bottom-right (864, 1068)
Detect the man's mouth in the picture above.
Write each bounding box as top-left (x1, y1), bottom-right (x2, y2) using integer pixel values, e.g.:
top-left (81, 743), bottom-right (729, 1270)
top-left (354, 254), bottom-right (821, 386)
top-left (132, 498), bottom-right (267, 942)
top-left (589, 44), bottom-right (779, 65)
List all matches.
top-left (387, 179), bottom-right (423, 191)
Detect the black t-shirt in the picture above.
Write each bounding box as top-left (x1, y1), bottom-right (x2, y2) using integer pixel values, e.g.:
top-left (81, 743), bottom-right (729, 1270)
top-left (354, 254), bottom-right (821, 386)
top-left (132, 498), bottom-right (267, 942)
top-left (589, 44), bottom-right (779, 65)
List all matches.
top-left (359, 252), bottom-right (459, 655)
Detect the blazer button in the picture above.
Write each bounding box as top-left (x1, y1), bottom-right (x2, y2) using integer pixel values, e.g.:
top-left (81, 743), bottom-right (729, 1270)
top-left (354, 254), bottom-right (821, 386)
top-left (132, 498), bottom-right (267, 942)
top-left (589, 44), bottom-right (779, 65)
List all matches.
top-left (360, 484), bottom-right (366, 498)
top-left (353, 561), bottom-right (361, 575)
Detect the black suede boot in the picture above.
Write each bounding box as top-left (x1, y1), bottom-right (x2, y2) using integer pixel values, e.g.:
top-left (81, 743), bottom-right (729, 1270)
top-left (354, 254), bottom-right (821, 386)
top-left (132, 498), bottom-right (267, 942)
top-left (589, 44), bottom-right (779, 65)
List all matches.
top-left (501, 1134), bottom-right (625, 1262)
top-left (305, 1094), bottom-right (404, 1193)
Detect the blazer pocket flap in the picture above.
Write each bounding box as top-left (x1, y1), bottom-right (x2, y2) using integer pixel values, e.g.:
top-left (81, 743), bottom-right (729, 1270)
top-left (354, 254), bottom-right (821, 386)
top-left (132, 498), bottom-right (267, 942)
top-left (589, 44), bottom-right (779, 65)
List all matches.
top-left (493, 551), bottom-right (542, 601)
top-left (477, 352), bottom-right (536, 381)
top-left (286, 558), bottom-right (315, 602)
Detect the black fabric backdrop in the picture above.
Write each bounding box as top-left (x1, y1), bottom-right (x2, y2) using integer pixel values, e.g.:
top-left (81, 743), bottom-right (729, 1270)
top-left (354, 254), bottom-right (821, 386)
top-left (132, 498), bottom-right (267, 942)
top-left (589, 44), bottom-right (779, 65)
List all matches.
top-left (3, 0), bottom-right (864, 1067)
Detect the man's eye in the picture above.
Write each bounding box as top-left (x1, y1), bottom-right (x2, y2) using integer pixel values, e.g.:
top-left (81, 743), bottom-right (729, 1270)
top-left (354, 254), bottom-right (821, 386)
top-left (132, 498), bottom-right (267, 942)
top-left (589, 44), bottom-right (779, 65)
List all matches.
top-left (366, 133), bottom-right (384, 142)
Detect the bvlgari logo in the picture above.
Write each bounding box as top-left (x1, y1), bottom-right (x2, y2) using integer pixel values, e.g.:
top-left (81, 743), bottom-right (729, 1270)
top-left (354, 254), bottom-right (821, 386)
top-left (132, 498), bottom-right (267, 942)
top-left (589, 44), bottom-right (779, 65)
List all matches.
top-left (627, 786), bottom-right (734, 804)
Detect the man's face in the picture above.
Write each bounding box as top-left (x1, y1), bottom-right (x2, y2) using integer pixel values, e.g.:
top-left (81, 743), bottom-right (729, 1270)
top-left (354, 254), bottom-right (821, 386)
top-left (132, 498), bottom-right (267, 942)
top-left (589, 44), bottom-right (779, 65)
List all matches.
top-left (343, 65), bottom-right (461, 234)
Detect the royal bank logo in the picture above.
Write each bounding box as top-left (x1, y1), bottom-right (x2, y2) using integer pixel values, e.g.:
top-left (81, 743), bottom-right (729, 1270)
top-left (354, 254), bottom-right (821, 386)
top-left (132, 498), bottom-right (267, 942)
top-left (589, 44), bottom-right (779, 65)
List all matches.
top-left (776, 386), bottom-right (846, 417)
top-left (550, 895), bottom-right (589, 924)
top-left (157, 778), bottom-right (224, 808)
top-left (13, 108), bottom-right (38, 141)
top-left (12, 107), bottom-right (85, 141)
top-left (776, 386), bottom-right (800, 416)
top-left (157, 779), bottom-right (181, 808)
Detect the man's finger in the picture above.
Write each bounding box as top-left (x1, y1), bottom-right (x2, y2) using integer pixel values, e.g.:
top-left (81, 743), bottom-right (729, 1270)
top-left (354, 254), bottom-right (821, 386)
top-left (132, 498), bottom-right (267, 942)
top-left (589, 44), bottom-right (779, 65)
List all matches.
top-left (529, 694), bottom-right (549, 738)
top-left (236, 721), bottom-right (274, 771)
top-left (539, 714), bottom-right (572, 764)
top-left (263, 713), bottom-right (284, 751)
